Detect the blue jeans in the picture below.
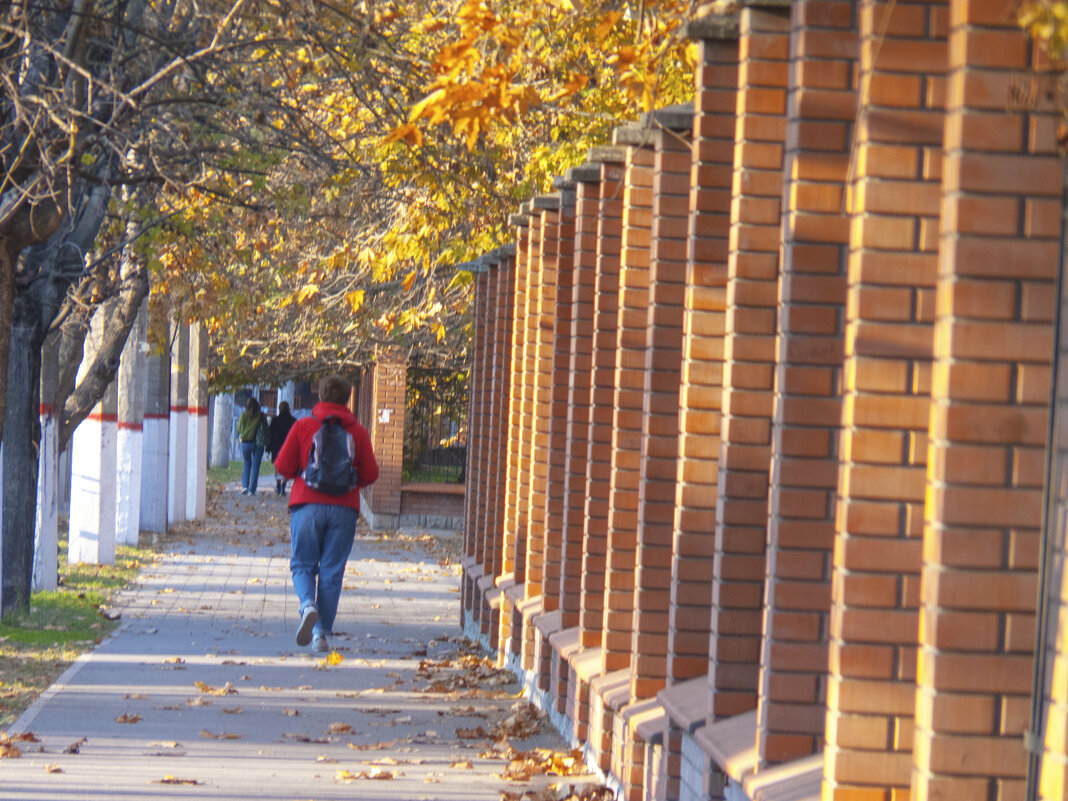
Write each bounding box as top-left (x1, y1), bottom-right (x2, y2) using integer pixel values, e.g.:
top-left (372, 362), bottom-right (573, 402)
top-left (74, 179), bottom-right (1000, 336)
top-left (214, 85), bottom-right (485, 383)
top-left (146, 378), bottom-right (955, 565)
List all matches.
top-left (290, 504), bottom-right (358, 636)
top-left (240, 441), bottom-right (265, 494)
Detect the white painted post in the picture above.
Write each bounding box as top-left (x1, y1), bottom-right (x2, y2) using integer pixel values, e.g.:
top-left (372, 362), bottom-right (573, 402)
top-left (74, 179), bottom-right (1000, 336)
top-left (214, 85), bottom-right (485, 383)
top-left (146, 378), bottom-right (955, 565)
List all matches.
top-left (167, 322), bottom-right (188, 525)
top-left (33, 337), bottom-right (58, 590)
top-left (211, 394), bottom-right (233, 468)
top-left (186, 323), bottom-right (208, 521)
top-left (140, 346), bottom-right (169, 532)
top-left (68, 307), bottom-right (118, 565)
top-left (115, 301), bottom-right (147, 546)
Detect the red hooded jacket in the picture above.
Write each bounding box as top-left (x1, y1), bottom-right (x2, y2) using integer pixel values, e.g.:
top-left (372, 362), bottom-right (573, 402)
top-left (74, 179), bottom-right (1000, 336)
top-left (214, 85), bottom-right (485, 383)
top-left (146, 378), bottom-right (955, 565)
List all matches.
top-left (274, 401), bottom-right (379, 511)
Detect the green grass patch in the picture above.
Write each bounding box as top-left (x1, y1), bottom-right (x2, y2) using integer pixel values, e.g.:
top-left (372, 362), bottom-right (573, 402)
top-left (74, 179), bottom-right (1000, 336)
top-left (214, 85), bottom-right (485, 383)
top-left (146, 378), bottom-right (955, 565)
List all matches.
top-left (207, 458), bottom-right (274, 490)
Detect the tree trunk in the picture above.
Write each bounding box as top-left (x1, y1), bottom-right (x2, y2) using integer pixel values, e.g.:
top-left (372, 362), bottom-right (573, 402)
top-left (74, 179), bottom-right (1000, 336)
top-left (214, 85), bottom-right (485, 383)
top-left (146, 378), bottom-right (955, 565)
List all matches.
top-left (1, 299), bottom-right (43, 615)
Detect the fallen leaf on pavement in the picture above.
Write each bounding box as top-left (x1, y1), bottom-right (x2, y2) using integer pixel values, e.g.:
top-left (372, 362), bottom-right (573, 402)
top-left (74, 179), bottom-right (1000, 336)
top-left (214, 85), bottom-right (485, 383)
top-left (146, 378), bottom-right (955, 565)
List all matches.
top-left (116, 713), bottom-right (143, 724)
top-left (200, 730), bottom-right (241, 740)
top-left (326, 722), bottom-right (353, 734)
top-left (45, 763), bottom-right (63, 773)
top-left (63, 738), bottom-right (87, 754)
top-left (221, 707), bottom-right (242, 714)
top-left (156, 776), bottom-right (200, 785)
top-left (194, 681), bottom-right (237, 695)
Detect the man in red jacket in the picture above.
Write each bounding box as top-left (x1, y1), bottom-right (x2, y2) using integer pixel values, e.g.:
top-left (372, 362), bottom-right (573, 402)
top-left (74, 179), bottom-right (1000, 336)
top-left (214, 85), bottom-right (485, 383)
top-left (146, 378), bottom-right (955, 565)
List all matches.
top-left (274, 375), bottom-right (379, 653)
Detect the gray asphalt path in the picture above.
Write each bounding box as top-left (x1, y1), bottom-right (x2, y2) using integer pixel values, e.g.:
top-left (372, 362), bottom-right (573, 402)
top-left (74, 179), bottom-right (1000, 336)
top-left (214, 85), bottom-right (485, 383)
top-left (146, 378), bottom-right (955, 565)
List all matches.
top-left (0, 487), bottom-right (563, 801)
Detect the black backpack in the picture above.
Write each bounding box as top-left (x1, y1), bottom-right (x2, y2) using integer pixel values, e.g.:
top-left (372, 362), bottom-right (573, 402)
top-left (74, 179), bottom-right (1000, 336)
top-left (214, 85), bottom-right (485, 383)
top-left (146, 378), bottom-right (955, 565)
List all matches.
top-left (303, 415), bottom-right (359, 495)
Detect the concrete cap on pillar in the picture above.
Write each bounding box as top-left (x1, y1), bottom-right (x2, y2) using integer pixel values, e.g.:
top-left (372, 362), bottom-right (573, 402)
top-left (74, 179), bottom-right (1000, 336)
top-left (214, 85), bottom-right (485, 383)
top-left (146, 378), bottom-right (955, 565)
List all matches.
top-left (587, 145), bottom-right (627, 164)
top-left (684, 12), bottom-right (740, 40)
top-left (532, 193), bottom-right (561, 211)
top-left (612, 124), bottom-right (655, 148)
top-left (509, 212), bottom-right (528, 227)
top-left (551, 176), bottom-right (577, 191)
top-left (565, 163), bottom-right (603, 183)
top-left (640, 103), bottom-right (694, 133)
top-left (497, 243), bottom-right (517, 260)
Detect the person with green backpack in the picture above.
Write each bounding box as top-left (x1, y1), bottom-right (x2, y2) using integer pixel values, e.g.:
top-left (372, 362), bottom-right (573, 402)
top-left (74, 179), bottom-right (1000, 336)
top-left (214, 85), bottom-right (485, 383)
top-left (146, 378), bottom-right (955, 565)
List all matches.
top-left (237, 396), bottom-right (270, 495)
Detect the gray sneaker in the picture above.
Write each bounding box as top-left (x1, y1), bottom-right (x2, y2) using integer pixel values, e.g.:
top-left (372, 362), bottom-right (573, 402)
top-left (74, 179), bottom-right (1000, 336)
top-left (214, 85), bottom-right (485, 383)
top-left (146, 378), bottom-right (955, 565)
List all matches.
top-left (296, 606), bottom-right (318, 647)
top-left (312, 634), bottom-right (329, 653)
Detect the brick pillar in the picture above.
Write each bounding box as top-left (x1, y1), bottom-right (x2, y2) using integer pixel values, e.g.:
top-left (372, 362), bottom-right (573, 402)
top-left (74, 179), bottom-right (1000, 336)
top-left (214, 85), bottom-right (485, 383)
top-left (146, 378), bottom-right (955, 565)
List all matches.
top-left (584, 149), bottom-right (628, 770)
top-left (547, 184), bottom-right (577, 616)
top-left (669, 15), bottom-right (737, 696)
top-left (914, 4), bottom-right (1059, 800)
top-left (185, 322), bottom-right (208, 521)
top-left (499, 209), bottom-right (533, 658)
top-left (483, 249), bottom-right (516, 646)
top-left (631, 108), bottom-right (694, 706)
top-left (604, 130), bottom-right (655, 676)
top-left (658, 18), bottom-right (739, 801)
top-left (364, 348), bottom-right (405, 529)
top-left (463, 263), bottom-right (490, 615)
top-left (562, 166), bottom-right (602, 635)
top-left (824, 1), bottom-right (947, 797)
top-left (531, 192), bottom-right (565, 616)
top-left (582, 150), bottom-right (627, 652)
top-left (477, 256), bottom-right (501, 584)
top-left (756, 0), bottom-right (856, 768)
top-left (516, 201), bottom-right (549, 672)
top-left (708, 2), bottom-right (790, 724)
top-left (167, 321), bottom-right (188, 525)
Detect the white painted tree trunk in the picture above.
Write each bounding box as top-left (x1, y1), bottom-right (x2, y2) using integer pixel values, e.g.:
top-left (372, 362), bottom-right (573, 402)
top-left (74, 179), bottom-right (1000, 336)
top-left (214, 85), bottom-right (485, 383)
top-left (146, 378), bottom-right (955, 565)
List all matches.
top-left (69, 306), bottom-right (118, 565)
top-left (33, 338), bottom-right (59, 590)
top-left (115, 301), bottom-right (147, 546)
top-left (167, 322), bottom-right (188, 525)
top-left (140, 347), bottom-right (169, 533)
top-left (185, 324), bottom-right (208, 521)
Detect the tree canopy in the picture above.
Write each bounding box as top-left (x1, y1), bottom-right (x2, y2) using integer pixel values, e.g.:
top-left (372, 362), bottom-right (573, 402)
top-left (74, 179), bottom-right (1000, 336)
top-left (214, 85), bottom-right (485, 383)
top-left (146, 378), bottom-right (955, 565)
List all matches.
top-left (147, 0), bottom-right (701, 389)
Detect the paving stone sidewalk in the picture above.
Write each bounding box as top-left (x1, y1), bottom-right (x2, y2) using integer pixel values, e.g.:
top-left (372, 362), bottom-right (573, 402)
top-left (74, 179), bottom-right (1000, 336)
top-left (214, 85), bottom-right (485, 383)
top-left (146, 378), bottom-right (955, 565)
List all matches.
top-left (0, 486), bottom-right (573, 801)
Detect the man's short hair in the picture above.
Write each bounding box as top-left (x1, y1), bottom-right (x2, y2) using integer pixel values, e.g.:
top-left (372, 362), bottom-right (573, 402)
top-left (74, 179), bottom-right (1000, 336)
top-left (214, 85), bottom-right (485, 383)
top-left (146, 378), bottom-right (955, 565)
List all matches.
top-left (319, 375), bottom-right (351, 405)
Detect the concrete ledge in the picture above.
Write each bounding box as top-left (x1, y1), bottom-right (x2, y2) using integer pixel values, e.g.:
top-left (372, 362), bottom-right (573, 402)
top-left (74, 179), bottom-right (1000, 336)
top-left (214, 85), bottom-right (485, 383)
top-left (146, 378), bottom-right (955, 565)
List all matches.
top-left (460, 554), bottom-right (477, 572)
top-left (362, 508), bottom-right (398, 531)
top-left (571, 645), bottom-right (604, 683)
top-left (630, 699), bottom-right (668, 744)
top-left (533, 193), bottom-right (561, 210)
top-left (640, 103), bottom-right (694, 133)
top-left (403, 482), bottom-right (464, 495)
top-left (613, 124), bottom-right (655, 148)
top-left (397, 513), bottom-right (463, 530)
top-left (533, 608), bottom-right (563, 640)
top-left (693, 710), bottom-right (758, 784)
top-left (549, 626), bottom-right (581, 660)
top-left (742, 753), bottom-right (823, 801)
top-left (658, 676), bottom-right (709, 735)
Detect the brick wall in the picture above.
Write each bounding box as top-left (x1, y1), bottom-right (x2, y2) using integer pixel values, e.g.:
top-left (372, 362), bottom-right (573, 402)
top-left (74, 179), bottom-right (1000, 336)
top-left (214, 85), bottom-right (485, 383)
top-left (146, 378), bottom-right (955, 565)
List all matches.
top-left (456, 3), bottom-right (1068, 799)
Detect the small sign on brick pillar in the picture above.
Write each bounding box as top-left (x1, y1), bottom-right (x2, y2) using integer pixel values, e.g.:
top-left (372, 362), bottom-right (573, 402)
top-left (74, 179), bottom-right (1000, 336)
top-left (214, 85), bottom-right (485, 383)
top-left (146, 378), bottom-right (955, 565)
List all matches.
top-left (69, 307), bottom-right (119, 565)
top-left (363, 348), bottom-right (405, 530)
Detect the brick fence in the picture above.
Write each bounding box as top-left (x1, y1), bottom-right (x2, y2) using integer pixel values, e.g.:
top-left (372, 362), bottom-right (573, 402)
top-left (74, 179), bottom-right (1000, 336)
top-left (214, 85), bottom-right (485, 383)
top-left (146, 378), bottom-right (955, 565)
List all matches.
top-left (459, 2), bottom-right (1068, 800)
